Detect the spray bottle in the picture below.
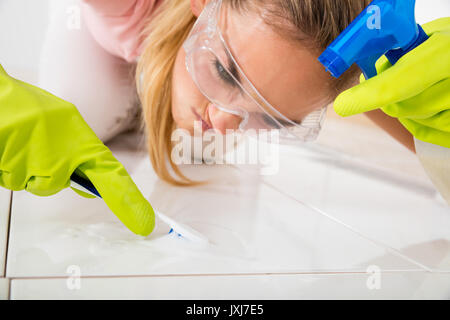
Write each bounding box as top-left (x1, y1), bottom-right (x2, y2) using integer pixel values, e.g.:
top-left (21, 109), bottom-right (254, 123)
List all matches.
top-left (318, 0), bottom-right (429, 79)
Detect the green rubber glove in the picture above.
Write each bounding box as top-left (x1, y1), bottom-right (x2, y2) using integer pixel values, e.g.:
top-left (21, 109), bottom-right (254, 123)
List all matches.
top-left (334, 17), bottom-right (450, 148)
top-left (0, 64), bottom-right (155, 236)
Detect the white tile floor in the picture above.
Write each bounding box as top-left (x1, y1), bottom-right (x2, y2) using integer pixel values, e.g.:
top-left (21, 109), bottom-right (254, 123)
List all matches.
top-left (2, 131), bottom-right (449, 299)
top-left (261, 141), bottom-right (450, 272)
top-left (1, 0), bottom-right (450, 300)
top-left (0, 278), bottom-right (10, 300)
top-left (9, 272), bottom-right (450, 300)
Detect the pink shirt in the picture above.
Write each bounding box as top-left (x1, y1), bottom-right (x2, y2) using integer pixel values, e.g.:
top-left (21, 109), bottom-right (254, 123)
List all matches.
top-left (81, 0), bottom-right (162, 63)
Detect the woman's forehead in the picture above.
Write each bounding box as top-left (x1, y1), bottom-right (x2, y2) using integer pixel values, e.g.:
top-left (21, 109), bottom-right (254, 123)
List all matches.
top-left (219, 5), bottom-right (330, 120)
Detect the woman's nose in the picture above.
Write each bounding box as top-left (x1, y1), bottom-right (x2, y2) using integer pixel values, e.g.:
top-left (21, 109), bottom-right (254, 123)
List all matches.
top-left (207, 104), bottom-right (243, 134)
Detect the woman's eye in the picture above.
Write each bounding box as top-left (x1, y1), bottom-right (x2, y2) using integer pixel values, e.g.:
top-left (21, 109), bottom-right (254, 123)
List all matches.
top-left (213, 59), bottom-right (237, 87)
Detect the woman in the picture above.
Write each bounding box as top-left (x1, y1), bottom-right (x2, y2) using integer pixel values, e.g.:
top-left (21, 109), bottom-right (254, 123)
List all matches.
top-left (39, 0), bottom-right (374, 185)
top-left (0, 0), bottom-right (449, 235)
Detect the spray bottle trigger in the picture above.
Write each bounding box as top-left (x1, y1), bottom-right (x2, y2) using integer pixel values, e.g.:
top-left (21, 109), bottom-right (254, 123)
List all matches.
top-left (385, 24), bottom-right (429, 66)
top-left (356, 54), bottom-right (382, 80)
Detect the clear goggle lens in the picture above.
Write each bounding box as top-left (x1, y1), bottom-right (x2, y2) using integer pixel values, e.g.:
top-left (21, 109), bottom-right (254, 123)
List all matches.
top-left (183, 0), bottom-right (327, 143)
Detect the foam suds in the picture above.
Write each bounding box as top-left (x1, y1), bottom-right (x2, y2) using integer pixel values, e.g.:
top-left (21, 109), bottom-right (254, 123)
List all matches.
top-left (156, 211), bottom-right (209, 244)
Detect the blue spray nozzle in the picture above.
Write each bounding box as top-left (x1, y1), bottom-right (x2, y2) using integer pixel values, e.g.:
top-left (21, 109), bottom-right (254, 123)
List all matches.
top-left (318, 0), bottom-right (429, 79)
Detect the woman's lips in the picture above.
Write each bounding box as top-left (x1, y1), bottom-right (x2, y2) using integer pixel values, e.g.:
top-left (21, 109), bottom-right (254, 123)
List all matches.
top-left (191, 107), bottom-right (213, 131)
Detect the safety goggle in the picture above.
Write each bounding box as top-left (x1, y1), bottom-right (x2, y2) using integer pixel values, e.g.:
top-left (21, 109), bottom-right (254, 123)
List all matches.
top-left (183, 0), bottom-right (327, 143)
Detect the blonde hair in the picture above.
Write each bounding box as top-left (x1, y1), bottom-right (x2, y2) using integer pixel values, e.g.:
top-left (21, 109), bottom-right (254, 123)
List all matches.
top-left (137, 0), bottom-right (371, 185)
top-left (136, 0), bottom-right (196, 186)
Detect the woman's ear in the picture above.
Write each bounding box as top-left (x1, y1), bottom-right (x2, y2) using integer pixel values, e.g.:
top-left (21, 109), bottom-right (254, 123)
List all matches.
top-left (190, 0), bottom-right (210, 17)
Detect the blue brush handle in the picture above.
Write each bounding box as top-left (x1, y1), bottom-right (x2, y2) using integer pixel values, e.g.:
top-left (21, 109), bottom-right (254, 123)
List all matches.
top-left (385, 24), bottom-right (429, 66)
top-left (70, 173), bottom-right (101, 198)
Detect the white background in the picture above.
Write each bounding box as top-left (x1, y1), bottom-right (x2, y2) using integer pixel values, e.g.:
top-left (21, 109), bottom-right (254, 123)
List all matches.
top-left (0, 0), bottom-right (449, 84)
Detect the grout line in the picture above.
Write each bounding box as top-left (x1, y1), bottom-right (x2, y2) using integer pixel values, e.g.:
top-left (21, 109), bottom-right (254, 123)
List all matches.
top-left (303, 143), bottom-right (436, 197)
top-left (3, 191), bottom-right (12, 278)
top-left (7, 268), bottom-right (434, 281)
